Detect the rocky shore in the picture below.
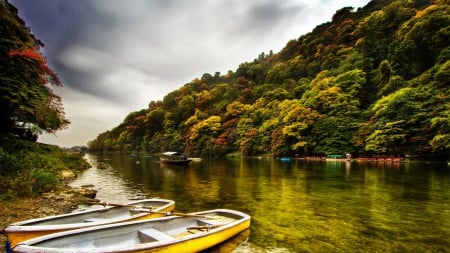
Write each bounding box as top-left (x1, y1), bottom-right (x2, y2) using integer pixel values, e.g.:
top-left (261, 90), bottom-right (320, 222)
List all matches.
top-left (0, 183), bottom-right (97, 252)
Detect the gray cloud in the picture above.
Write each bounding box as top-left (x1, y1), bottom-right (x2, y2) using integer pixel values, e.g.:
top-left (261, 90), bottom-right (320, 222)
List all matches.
top-left (9, 0), bottom-right (370, 147)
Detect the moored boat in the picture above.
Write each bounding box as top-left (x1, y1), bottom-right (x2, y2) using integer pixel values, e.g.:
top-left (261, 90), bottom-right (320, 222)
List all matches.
top-left (4, 198), bottom-right (175, 248)
top-left (280, 157), bottom-right (291, 162)
top-left (160, 151), bottom-right (192, 165)
top-left (11, 209), bottom-right (251, 253)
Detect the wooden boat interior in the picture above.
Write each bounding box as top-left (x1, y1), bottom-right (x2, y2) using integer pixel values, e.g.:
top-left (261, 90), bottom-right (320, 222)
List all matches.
top-left (19, 199), bottom-right (171, 226)
top-left (29, 210), bottom-right (243, 249)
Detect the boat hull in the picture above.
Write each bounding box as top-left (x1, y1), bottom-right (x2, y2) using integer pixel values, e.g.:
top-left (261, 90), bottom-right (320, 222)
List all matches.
top-left (141, 219), bottom-right (250, 253)
top-left (5, 199), bottom-right (175, 248)
top-left (12, 209), bottom-right (251, 253)
top-left (160, 152), bottom-right (192, 165)
top-left (160, 158), bottom-right (192, 165)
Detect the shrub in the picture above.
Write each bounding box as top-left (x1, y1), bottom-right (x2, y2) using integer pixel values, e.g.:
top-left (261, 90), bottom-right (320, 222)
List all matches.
top-left (0, 147), bottom-right (21, 176)
top-left (0, 135), bottom-right (89, 197)
top-left (29, 168), bottom-right (58, 193)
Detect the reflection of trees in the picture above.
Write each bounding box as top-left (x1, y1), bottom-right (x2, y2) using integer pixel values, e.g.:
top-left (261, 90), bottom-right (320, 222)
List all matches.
top-left (296, 161), bottom-right (448, 251)
top-left (87, 155), bottom-right (449, 252)
top-left (233, 159), bottom-right (314, 251)
top-left (183, 165), bottom-right (220, 207)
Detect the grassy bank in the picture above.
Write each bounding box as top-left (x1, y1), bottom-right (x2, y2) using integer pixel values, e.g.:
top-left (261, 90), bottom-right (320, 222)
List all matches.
top-left (0, 134), bottom-right (90, 199)
top-left (0, 135), bottom-right (92, 251)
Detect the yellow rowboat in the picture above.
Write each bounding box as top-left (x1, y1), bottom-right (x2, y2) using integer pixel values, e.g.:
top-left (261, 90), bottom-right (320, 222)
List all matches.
top-left (11, 209), bottom-right (251, 253)
top-left (207, 227), bottom-right (250, 252)
top-left (4, 199), bottom-right (175, 248)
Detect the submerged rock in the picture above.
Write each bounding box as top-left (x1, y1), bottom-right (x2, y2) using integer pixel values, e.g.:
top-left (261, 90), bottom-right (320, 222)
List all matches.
top-left (97, 162), bottom-right (109, 170)
top-left (71, 187), bottom-right (97, 199)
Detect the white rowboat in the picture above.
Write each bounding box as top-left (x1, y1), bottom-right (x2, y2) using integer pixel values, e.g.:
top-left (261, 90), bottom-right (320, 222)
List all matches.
top-left (11, 209), bottom-right (251, 253)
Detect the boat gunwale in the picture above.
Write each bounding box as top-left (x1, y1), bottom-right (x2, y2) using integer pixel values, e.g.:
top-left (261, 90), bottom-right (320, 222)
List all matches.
top-left (5, 198), bottom-right (175, 232)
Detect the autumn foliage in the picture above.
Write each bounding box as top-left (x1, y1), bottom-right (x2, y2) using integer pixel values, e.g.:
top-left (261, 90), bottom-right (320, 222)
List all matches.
top-left (89, 0), bottom-right (449, 160)
top-left (1, 1), bottom-right (68, 136)
top-left (8, 48), bottom-right (43, 61)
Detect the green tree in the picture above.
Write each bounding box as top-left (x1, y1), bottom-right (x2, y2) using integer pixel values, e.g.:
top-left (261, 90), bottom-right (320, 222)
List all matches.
top-left (186, 116), bottom-right (222, 154)
top-left (429, 115), bottom-right (450, 152)
top-left (265, 62), bottom-right (290, 84)
top-left (225, 101), bottom-right (252, 120)
top-left (145, 108), bottom-right (165, 134)
top-left (280, 100), bottom-right (321, 154)
top-left (365, 120), bottom-right (407, 154)
top-left (371, 87), bottom-right (416, 122)
top-left (0, 2), bottom-right (69, 136)
top-left (161, 118), bottom-right (185, 152)
top-left (313, 116), bottom-right (360, 155)
top-left (366, 88), bottom-right (416, 154)
top-left (390, 4), bottom-right (450, 77)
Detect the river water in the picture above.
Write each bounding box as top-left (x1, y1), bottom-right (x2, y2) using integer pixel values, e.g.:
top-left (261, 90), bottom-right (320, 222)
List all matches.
top-left (70, 154), bottom-right (450, 252)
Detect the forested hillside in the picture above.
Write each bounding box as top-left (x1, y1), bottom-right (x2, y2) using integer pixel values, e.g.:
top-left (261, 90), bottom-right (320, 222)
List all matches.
top-left (88, 0), bottom-right (449, 159)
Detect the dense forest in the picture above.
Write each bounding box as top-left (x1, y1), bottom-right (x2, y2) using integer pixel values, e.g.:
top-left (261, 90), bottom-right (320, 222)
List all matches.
top-left (88, 0), bottom-right (449, 160)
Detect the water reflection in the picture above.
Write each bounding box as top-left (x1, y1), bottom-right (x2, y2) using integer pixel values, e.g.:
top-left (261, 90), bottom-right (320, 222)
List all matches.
top-left (69, 155), bottom-right (147, 202)
top-left (71, 154), bottom-right (450, 252)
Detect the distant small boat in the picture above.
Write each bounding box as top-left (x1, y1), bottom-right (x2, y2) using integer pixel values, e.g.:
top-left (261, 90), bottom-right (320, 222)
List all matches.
top-left (11, 209), bottom-right (251, 253)
top-left (4, 199), bottom-right (175, 249)
top-left (160, 151), bottom-right (192, 165)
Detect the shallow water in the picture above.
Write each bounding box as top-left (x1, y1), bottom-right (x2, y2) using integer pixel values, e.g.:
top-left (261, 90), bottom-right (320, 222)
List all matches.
top-left (71, 154), bottom-right (450, 252)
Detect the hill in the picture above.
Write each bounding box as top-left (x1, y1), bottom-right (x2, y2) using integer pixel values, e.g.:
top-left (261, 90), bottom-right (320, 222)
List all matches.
top-left (88, 0), bottom-right (449, 160)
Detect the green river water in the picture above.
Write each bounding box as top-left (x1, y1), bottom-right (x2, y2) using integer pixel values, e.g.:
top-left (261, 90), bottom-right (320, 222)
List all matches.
top-left (70, 154), bottom-right (450, 252)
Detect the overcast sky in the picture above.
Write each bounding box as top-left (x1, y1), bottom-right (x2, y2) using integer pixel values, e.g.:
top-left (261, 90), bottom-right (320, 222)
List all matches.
top-left (10, 0), bottom-right (371, 147)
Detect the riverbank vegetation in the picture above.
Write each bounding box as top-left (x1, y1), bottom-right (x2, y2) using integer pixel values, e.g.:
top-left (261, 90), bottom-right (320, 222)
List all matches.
top-left (0, 135), bottom-right (90, 251)
top-left (0, 135), bottom-right (89, 199)
top-left (0, 135), bottom-right (91, 252)
top-left (0, 0), bottom-right (89, 200)
top-left (88, 0), bottom-right (449, 160)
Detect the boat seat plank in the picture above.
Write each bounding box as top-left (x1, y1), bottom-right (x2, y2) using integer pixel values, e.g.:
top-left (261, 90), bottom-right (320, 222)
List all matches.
top-left (196, 219), bottom-right (214, 226)
top-left (138, 228), bottom-right (174, 242)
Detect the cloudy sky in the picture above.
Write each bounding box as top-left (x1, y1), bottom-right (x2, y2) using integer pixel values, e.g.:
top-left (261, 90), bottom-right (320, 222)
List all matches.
top-left (10, 0), bottom-right (370, 147)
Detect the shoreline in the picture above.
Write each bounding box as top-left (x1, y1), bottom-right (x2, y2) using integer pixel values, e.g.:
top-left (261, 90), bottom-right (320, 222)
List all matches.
top-left (0, 185), bottom-right (97, 252)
